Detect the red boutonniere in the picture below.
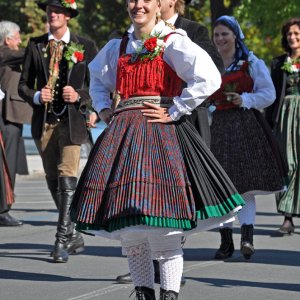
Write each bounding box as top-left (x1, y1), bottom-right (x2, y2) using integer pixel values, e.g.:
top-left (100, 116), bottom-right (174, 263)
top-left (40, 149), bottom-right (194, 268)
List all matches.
top-left (64, 42), bottom-right (85, 69)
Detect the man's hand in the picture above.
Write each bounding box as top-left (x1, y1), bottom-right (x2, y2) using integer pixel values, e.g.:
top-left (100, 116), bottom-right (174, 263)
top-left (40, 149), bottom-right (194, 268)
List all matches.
top-left (63, 86), bottom-right (79, 103)
top-left (86, 111), bottom-right (98, 128)
top-left (40, 86), bottom-right (53, 104)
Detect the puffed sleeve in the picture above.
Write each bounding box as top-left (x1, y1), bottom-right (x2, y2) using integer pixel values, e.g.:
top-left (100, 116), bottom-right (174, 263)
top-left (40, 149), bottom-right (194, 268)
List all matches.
top-left (163, 31), bottom-right (221, 121)
top-left (240, 53), bottom-right (276, 110)
top-left (88, 39), bottom-right (121, 114)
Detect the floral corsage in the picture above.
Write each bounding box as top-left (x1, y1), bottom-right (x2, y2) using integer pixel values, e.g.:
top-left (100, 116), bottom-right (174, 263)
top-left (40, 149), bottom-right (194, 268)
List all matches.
top-left (281, 57), bottom-right (300, 73)
top-left (61, 0), bottom-right (77, 10)
top-left (131, 34), bottom-right (166, 63)
top-left (64, 42), bottom-right (85, 68)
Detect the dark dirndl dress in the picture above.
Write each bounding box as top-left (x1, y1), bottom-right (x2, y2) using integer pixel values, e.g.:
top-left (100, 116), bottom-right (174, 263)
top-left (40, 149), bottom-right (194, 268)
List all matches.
top-left (208, 62), bottom-right (286, 195)
top-left (70, 45), bottom-right (244, 238)
top-left (0, 131), bottom-right (14, 212)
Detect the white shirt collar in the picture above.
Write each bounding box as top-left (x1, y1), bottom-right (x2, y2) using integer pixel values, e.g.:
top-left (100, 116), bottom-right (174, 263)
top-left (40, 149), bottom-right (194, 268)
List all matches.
top-left (166, 14), bottom-right (178, 25)
top-left (48, 28), bottom-right (70, 43)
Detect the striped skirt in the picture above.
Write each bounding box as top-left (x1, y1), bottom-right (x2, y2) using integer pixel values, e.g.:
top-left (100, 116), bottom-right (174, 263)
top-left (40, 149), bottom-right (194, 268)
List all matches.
top-left (70, 109), bottom-right (244, 236)
top-left (275, 95), bottom-right (300, 216)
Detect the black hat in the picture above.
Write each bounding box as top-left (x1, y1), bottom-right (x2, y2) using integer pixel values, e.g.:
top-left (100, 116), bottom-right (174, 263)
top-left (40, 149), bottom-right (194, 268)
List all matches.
top-left (38, 0), bottom-right (79, 18)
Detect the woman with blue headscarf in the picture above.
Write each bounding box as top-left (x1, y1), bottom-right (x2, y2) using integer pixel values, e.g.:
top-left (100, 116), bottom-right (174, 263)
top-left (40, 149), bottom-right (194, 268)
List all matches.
top-left (207, 16), bottom-right (287, 260)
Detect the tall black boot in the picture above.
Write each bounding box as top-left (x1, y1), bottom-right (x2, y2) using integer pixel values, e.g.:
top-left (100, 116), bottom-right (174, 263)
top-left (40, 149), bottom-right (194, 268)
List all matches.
top-left (214, 228), bottom-right (235, 259)
top-left (132, 286), bottom-right (156, 300)
top-left (240, 224), bottom-right (255, 260)
top-left (160, 288), bottom-right (178, 300)
top-left (46, 177), bottom-right (59, 209)
top-left (52, 176), bottom-right (78, 263)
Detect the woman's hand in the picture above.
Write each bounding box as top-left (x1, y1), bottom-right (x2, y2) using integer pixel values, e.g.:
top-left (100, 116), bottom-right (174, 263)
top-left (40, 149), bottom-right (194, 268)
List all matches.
top-left (141, 102), bottom-right (172, 123)
top-left (86, 111), bottom-right (98, 128)
top-left (99, 108), bottom-right (113, 125)
top-left (224, 92), bottom-right (243, 106)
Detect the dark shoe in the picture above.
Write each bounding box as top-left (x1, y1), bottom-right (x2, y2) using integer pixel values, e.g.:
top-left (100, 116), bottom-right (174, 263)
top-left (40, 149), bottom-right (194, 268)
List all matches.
top-left (52, 241), bottom-right (69, 263)
top-left (160, 288), bottom-right (178, 300)
top-left (240, 224), bottom-right (255, 260)
top-left (66, 231), bottom-right (85, 254)
top-left (0, 212), bottom-right (23, 226)
top-left (214, 228), bottom-right (234, 259)
top-left (50, 231), bottom-right (85, 257)
top-left (278, 225), bottom-right (295, 235)
top-left (116, 272), bottom-right (132, 284)
top-left (278, 218), bottom-right (295, 235)
top-left (131, 286), bottom-right (156, 300)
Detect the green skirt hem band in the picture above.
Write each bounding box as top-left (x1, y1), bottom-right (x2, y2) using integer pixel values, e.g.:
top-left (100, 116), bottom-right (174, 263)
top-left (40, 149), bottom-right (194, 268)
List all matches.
top-left (73, 193), bottom-right (245, 233)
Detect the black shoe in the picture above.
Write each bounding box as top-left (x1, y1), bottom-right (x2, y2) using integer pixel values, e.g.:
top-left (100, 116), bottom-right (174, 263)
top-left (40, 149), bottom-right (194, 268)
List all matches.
top-left (132, 286), bottom-right (156, 300)
top-left (52, 242), bottom-right (69, 263)
top-left (278, 218), bottom-right (295, 235)
top-left (160, 288), bottom-right (178, 300)
top-left (116, 272), bottom-right (132, 284)
top-left (214, 228), bottom-right (234, 259)
top-left (278, 225), bottom-right (295, 235)
top-left (50, 233), bottom-right (85, 257)
top-left (66, 232), bottom-right (85, 254)
top-left (240, 224), bottom-right (255, 260)
top-left (0, 212), bottom-right (23, 226)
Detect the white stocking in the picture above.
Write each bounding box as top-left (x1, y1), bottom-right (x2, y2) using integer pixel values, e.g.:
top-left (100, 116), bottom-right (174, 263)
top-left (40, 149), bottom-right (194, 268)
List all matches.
top-left (126, 242), bottom-right (154, 289)
top-left (238, 193), bottom-right (256, 226)
top-left (159, 255), bottom-right (183, 293)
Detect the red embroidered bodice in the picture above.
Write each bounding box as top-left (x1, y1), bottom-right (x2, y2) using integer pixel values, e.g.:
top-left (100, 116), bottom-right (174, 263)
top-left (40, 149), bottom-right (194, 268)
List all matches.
top-left (207, 61), bottom-right (254, 110)
top-left (116, 35), bottom-right (183, 100)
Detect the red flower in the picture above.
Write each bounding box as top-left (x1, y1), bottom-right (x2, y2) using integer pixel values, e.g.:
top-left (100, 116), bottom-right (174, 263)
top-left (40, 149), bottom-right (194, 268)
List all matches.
top-left (66, 0), bottom-right (75, 3)
top-left (74, 51), bottom-right (84, 62)
top-left (295, 63), bottom-right (300, 69)
top-left (144, 37), bottom-right (157, 52)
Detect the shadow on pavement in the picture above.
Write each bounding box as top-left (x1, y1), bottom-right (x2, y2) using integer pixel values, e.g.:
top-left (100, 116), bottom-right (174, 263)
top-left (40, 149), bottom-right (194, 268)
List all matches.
top-left (185, 277), bottom-right (300, 292)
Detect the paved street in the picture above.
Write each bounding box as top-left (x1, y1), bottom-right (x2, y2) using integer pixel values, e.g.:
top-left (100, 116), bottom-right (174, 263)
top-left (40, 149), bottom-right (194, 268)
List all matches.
top-left (0, 157), bottom-right (300, 300)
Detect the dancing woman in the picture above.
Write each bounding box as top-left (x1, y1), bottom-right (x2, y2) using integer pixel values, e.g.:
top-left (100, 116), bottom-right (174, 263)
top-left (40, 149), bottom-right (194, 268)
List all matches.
top-left (70, 2), bottom-right (244, 299)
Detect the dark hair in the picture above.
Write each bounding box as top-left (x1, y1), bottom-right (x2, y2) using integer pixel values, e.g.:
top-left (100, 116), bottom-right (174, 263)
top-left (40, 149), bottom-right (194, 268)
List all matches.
top-left (281, 17), bottom-right (300, 53)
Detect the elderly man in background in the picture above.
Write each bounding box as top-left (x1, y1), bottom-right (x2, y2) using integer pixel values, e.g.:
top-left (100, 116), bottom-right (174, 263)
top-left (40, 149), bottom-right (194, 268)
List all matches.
top-left (0, 20), bottom-right (32, 226)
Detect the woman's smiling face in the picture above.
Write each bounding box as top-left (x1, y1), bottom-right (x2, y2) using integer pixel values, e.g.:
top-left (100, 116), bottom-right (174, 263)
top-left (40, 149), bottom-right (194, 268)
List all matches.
top-left (213, 24), bottom-right (236, 54)
top-left (287, 24), bottom-right (300, 53)
top-left (127, 0), bottom-right (160, 28)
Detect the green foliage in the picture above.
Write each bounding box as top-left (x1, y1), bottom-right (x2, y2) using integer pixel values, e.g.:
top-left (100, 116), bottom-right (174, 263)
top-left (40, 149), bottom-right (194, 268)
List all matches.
top-left (235, 0), bottom-right (300, 65)
top-left (1, 0), bottom-right (299, 65)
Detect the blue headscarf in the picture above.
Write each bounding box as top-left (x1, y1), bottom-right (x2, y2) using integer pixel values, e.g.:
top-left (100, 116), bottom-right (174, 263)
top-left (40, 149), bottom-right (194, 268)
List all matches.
top-left (214, 15), bottom-right (249, 62)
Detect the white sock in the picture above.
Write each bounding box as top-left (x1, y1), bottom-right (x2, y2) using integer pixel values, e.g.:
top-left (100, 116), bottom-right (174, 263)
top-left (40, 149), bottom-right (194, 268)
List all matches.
top-left (238, 193), bottom-right (256, 225)
top-left (159, 255), bottom-right (183, 293)
top-left (127, 243), bottom-right (154, 289)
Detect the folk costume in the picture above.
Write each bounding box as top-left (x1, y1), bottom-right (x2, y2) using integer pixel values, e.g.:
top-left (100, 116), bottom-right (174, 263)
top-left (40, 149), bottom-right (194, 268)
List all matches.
top-left (209, 16), bottom-right (286, 260)
top-left (18, 0), bottom-right (98, 263)
top-left (70, 21), bottom-right (244, 298)
top-left (266, 53), bottom-right (300, 226)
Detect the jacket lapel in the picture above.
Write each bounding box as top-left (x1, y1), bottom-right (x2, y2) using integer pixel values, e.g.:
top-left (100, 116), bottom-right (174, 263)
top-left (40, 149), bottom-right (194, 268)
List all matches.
top-left (66, 33), bottom-right (86, 88)
top-left (36, 35), bottom-right (50, 83)
top-left (66, 33), bottom-right (79, 84)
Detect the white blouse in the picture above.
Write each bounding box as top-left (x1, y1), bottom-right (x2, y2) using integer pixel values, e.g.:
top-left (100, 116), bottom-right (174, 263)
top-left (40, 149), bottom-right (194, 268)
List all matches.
top-left (88, 21), bottom-right (221, 121)
top-left (240, 52), bottom-right (276, 110)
